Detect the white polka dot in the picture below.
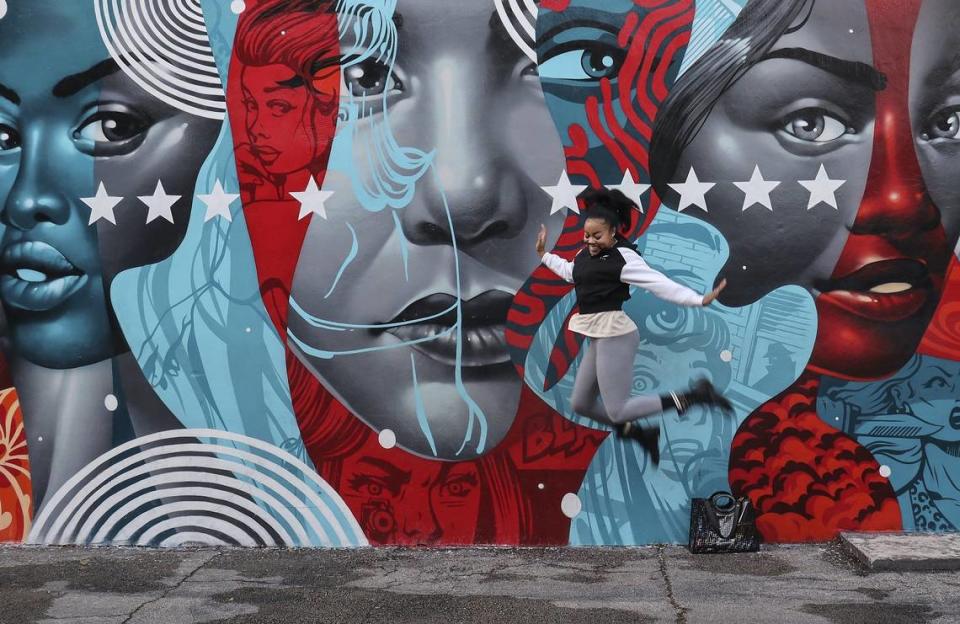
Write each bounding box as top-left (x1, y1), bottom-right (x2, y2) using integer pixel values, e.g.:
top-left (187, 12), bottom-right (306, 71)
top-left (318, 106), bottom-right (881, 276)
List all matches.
top-left (742, 265), bottom-right (747, 270)
top-left (720, 350), bottom-right (733, 363)
top-left (537, 483), bottom-right (545, 490)
top-left (230, 0), bottom-right (246, 13)
top-left (561, 493), bottom-right (582, 519)
top-left (848, 28), bottom-right (855, 34)
top-left (245, 327), bottom-right (252, 333)
top-left (879, 465), bottom-right (892, 478)
top-left (104, 394), bottom-right (119, 412)
top-left (37, 436), bottom-right (42, 442)
top-left (378, 429), bottom-right (396, 449)
top-left (0, 1), bottom-right (7, 20)
top-left (281, 30), bottom-right (287, 35)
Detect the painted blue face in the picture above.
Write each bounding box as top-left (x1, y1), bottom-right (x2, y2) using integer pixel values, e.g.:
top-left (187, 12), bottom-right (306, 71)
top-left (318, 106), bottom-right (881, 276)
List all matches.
top-left (536, 0), bottom-right (691, 186)
top-left (0, 1), bottom-right (220, 369)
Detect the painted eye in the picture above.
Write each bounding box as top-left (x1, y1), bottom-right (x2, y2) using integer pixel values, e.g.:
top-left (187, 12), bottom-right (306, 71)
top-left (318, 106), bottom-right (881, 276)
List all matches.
top-left (342, 57), bottom-right (403, 98)
top-left (925, 107), bottom-right (960, 140)
top-left (538, 44), bottom-right (625, 81)
top-left (0, 123), bottom-right (20, 152)
top-left (781, 109), bottom-right (848, 143)
top-left (75, 112), bottom-right (150, 144)
top-left (924, 375), bottom-right (950, 389)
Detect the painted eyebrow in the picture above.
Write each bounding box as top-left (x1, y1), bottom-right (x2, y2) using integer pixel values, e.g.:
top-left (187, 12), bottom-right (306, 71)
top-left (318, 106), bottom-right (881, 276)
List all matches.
top-left (535, 20), bottom-right (621, 48)
top-left (53, 58), bottom-right (122, 98)
top-left (357, 457), bottom-right (412, 485)
top-left (757, 47), bottom-right (887, 91)
top-left (0, 81), bottom-right (19, 105)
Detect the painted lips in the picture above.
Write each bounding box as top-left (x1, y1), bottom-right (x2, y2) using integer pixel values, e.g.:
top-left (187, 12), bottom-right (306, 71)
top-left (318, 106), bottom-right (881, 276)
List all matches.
top-left (0, 241), bottom-right (87, 312)
top-left (382, 291), bottom-right (513, 367)
top-left (253, 145), bottom-right (280, 164)
top-left (816, 259), bottom-right (932, 323)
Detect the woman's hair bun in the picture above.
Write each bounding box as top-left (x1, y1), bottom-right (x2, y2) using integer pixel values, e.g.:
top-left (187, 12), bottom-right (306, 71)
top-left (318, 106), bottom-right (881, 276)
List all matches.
top-left (579, 186), bottom-right (636, 230)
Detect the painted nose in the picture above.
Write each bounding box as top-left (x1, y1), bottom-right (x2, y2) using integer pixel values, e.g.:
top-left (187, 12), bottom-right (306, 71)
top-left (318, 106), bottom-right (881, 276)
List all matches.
top-left (3, 141), bottom-right (72, 230)
top-left (399, 57), bottom-right (525, 249)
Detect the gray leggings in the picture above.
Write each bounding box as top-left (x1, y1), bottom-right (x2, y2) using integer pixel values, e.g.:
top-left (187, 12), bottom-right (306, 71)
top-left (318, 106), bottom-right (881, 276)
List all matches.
top-left (570, 330), bottom-right (663, 426)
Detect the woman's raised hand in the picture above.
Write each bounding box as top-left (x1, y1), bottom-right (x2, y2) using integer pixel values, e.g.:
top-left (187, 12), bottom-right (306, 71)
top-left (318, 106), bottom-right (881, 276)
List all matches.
top-left (536, 224), bottom-right (547, 258)
top-left (702, 278), bottom-right (727, 306)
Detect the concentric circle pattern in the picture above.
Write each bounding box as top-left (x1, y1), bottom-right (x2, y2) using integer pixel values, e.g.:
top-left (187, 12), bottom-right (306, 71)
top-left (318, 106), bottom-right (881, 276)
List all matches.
top-left (28, 429), bottom-right (367, 547)
top-left (94, 0), bottom-right (225, 119)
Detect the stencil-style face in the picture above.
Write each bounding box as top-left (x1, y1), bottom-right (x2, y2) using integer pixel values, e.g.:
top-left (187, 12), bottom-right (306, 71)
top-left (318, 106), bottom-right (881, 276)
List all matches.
top-left (286, 0), bottom-right (567, 459)
top-left (0, 1), bottom-right (219, 369)
top-left (536, 0), bottom-right (692, 187)
top-left (338, 447), bottom-right (484, 545)
top-left (667, 0), bottom-right (960, 380)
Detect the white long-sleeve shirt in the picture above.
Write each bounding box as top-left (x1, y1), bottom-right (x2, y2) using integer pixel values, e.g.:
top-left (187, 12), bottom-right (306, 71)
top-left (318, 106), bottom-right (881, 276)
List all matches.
top-left (541, 244), bottom-right (704, 337)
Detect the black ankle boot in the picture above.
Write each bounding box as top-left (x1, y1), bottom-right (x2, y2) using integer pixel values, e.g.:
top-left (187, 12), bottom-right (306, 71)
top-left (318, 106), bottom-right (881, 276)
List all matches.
top-left (673, 378), bottom-right (734, 415)
top-left (617, 421), bottom-right (660, 467)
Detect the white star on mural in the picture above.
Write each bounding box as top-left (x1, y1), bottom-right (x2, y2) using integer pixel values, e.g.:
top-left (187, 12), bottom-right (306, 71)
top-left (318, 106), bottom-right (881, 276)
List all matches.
top-left (199, 179), bottom-right (239, 222)
top-left (798, 164), bottom-right (845, 210)
top-left (668, 167), bottom-right (715, 212)
top-left (541, 170), bottom-right (588, 215)
top-left (290, 176), bottom-right (334, 220)
top-left (734, 165), bottom-right (780, 211)
top-left (80, 182), bottom-right (122, 225)
top-left (611, 170), bottom-right (651, 213)
top-left (139, 180), bottom-right (181, 224)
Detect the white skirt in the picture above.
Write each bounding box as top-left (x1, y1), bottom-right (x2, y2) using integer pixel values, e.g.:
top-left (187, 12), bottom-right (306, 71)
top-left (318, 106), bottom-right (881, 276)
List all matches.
top-left (568, 310), bottom-right (638, 338)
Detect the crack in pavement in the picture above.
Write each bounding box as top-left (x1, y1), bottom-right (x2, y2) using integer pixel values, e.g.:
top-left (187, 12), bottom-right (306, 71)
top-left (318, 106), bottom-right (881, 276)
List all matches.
top-left (657, 545), bottom-right (688, 624)
top-left (118, 552), bottom-right (221, 624)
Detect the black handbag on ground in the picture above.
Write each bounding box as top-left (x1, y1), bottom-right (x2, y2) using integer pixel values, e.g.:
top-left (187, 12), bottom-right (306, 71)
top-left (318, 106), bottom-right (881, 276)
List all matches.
top-left (688, 491), bottom-right (761, 554)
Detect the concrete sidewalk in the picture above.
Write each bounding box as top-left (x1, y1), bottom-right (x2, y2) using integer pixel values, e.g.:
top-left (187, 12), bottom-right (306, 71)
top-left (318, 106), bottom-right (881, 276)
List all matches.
top-left (0, 543), bottom-right (956, 624)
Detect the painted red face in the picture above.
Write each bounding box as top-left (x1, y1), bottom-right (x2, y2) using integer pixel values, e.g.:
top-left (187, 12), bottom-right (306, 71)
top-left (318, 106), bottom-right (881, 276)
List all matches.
top-left (337, 443), bottom-right (484, 545)
top-left (811, 0), bottom-right (952, 380)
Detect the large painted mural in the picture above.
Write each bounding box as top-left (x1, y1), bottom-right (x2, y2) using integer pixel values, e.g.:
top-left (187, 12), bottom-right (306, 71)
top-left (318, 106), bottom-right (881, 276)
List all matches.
top-left (0, 0), bottom-right (958, 547)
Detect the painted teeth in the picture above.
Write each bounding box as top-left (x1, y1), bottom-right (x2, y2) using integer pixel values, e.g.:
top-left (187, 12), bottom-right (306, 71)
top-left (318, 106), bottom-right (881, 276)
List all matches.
top-left (16, 268), bottom-right (48, 283)
top-left (869, 282), bottom-right (912, 294)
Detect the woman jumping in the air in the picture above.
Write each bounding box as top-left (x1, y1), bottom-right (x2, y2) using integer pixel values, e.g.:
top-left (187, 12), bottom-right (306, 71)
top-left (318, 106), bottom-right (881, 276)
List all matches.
top-left (537, 188), bottom-right (733, 467)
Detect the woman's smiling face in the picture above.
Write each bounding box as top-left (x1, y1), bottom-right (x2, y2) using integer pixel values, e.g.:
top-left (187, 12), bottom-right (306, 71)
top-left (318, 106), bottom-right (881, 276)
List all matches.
top-left (286, 0), bottom-right (568, 459)
top-left (0, 1), bottom-right (220, 369)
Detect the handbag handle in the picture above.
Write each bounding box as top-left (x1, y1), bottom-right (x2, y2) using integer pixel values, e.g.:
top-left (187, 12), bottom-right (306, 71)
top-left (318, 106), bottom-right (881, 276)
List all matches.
top-left (708, 491), bottom-right (737, 514)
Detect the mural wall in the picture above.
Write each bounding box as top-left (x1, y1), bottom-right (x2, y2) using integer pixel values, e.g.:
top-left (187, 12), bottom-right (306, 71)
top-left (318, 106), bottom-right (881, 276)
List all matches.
top-left (0, 0), bottom-right (958, 546)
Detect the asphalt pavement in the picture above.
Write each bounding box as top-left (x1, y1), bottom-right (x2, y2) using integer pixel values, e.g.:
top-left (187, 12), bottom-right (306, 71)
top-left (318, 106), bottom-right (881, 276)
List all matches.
top-left (0, 542), bottom-right (957, 623)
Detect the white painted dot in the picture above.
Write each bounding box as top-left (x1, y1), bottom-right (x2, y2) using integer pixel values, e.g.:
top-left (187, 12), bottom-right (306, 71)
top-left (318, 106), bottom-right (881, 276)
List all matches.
top-left (281, 30), bottom-right (287, 35)
top-left (37, 436), bottom-right (42, 442)
top-left (742, 265), bottom-right (747, 270)
top-left (879, 465), bottom-right (892, 478)
top-left (245, 327), bottom-right (252, 333)
top-left (230, 0), bottom-right (246, 13)
top-left (378, 428), bottom-right (396, 449)
top-left (538, 483), bottom-right (545, 490)
top-left (561, 493), bottom-right (582, 519)
top-left (720, 350), bottom-right (733, 363)
top-left (104, 394), bottom-right (119, 412)
top-left (848, 28), bottom-right (855, 34)
top-left (0, 1), bottom-right (7, 20)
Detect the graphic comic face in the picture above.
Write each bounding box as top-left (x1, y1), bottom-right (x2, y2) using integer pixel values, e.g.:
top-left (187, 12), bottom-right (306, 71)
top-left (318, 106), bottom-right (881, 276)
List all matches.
top-left (287, 0), bottom-right (568, 459)
top-left (338, 448), bottom-right (483, 545)
top-left (671, 0), bottom-right (960, 379)
top-left (0, 1), bottom-right (219, 368)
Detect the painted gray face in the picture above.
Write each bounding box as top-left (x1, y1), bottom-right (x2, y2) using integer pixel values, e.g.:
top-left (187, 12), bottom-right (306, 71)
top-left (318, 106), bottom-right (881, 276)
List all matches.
top-left (286, 0), bottom-right (567, 459)
top-left (667, 0), bottom-right (876, 306)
